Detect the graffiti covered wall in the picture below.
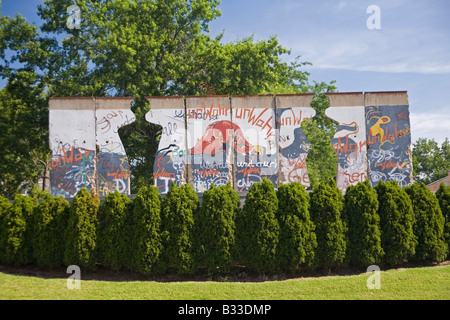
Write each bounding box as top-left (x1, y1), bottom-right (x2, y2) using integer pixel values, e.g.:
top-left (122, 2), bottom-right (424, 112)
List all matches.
top-left (276, 94), bottom-right (315, 188)
top-left (231, 95), bottom-right (278, 191)
top-left (49, 91), bottom-right (412, 197)
top-left (96, 98), bottom-right (135, 196)
top-left (49, 98), bottom-right (97, 197)
top-left (145, 96), bottom-right (187, 194)
top-left (49, 97), bottom-right (135, 197)
top-left (325, 93), bottom-right (368, 192)
top-left (364, 92), bottom-right (412, 187)
top-left (186, 95), bottom-right (233, 192)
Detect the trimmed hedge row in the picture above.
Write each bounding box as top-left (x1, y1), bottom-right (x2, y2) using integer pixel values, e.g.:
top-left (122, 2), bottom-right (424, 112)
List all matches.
top-left (0, 179), bottom-right (448, 276)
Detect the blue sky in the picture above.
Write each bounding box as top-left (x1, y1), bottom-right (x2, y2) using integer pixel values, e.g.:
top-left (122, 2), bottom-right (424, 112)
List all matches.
top-left (1, 0), bottom-right (449, 144)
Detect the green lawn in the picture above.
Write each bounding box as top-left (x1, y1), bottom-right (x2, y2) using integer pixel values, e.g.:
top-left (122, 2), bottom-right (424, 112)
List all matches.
top-left (0, 264), bottom-right (449, 300)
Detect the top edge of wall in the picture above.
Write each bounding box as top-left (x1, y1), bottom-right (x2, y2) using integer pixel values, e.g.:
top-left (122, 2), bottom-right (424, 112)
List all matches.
top-left (49, 97), bottom-right (134, 100)
top-left (275, 93), bottom-right (315, 108)
top-left (275, 93), bottom-right (315, 97)
top-left (364, 91), bottom-right (409, 106)
top-left (230, 94), bottom-right (275, 109)
top-left (230, 94), bottom-right (274, 98)
top-left (145, 96), bottom-right (185, 109)
top-left (95, 97), bottom-right (134, 101)
top-left (95, 98), bottom-right (134, 110)
top-left (325, 92), bottom-right (364, 107)
top-left (186, 95), bottom-right (230, 99)
top-left (49, 98), bottom-right (95, 110)
top-left (145, 95), bottom-right (184, 100)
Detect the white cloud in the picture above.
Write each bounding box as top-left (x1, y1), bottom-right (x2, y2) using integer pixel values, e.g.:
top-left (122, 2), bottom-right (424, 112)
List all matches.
top-left (279, 2), bottom-right (450, 75)
top-left (410, 110), bottom-right (450, 144)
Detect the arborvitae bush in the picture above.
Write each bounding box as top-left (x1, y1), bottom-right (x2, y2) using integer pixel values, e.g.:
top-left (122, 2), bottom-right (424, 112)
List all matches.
top-left (237, 178), bottom-right (279, 275)
top-left (32, 192), bottom-right (70, 269)
top-left (309, 180), bottom-right (346, 271)
top-left (1, 194), bottom-right (36, 266)
top-left (195, 183), bottom-right (240, 276)
top-left (406, 183), bottom-right (448, 263)
top-left (375, 181), bottom-right (417, 267)
top-left (435, 183), bottom-right (450, 259)
top-left (276, 182), bottom-right (316, 273)
top-left (158, 182), bottom-right (198, 275)
top-left (64, 188), bottom-right (100, 270)
top-left (0, 195), bottom-right (12, 263)
top-left (132, 185), bottom-right (162, 275)
top-left (97, 190), bottom-right (132, 272)
top-left (343, 180), bottom-right (383, 268)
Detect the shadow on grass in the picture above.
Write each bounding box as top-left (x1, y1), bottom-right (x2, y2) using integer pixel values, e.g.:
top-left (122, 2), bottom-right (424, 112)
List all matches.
top-left (1, 260), bottom-right (448, 283)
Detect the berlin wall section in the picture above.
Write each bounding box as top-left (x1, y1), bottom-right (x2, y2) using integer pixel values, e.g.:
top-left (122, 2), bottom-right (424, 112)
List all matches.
top-left (325, 92), bottom-right (368, 192)
top-left (364, 91), bottom-right (412, 187)
top-left (275, 94), bottom-right (315, 189)
top-left (48, 92), bottom-right (413, 199)
top-left (145, 96), bottom-right (187, 194)
top-left (49, 97), bottom-right (135, 198)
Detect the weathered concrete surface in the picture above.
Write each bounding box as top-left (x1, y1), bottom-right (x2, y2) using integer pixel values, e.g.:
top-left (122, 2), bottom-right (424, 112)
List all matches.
top-left (230, 95), bottom-right (278, 192)
top-left (49, 98), bottom-right (97, 197)
top-left (49, 97), bottom-right (136, 197)
top-left (186, 95), bottom-right (233, 192)
top-left (275, 94), bottom-right (315, 188)
top-left (50, 92), bottom-right (412, 197)
top-left (364, 91), bottom-right (412, 187)
top-left (325, 92), bottom-right (368, 192)
top-left (145, 96), bottom-right (187, 194)
top-left (95, 98), bottom-right (135, 196)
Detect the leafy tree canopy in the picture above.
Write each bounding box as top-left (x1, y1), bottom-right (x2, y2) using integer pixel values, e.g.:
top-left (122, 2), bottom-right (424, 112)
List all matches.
top-left (412, 137), bottom-right (450, 185)
top-left (0, 0), bottom-right (336, 195)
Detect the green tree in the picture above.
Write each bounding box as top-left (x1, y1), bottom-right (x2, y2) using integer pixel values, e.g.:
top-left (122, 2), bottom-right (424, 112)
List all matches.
top-left (405, 183), bottom-right (447, 263)
top-left (412, 138), bottom-right (450, 185)
top-left (64, 188), bottom-right (100, 270)
top-left (309, 180), bottom-right (346, 270)
top-left (32, 192), bottom-right (69, 269)
top-left (301, 84), bottom-right (339, 189)
top-left (0, 194), bottom-right (36, 266)
top-left (342, 181), bottom-right (383, 268)
top-left (195, 183), bottom-right (239, 275)
top-left (276, 182), bottom-right (316, 273)
top-left (375, 181), bottom-right (417, 267)
top-left (237, 178), bottom-right (279, 275)
top-left (131, 185), bottom-right (162, 275)
top-left (435, 183), bottom-right (450, 259)
top-left (97, 190), bottom-right (133, 272)
top-left (1, 0), bottom-right (335, 194)
top-left (158, 182), bottom-right (198, 275)
top-left (0, 195), bottom-right (12, 263)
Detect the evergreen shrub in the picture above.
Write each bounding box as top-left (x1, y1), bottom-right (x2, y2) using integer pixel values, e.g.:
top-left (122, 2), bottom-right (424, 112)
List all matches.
top-left (343, 180), bottom-right (383, 268)
top-left (237, 178), bottom-right (279, 275)
top-left (406, 183), bottom-right (447, 263)
top-left (97, 190), bottom-right (132, 272)
top-left (131, 185), bottom-right (162, 275)
top-left (434, 183), bottom-right (450, 259)
top-left (1, 194), bottom-right (36, 266)
top-left (309, 180), bottom-right (346, 270)
top-left (64, 188), bottom-right (100, 270)
top-left (159, 183), bottom-right (198, 275)
top-left (195, 183), bottom-right (239, 275)
top-left (32, 192), bottom-right (69, 269)
top-left (276, 182), bottom-right (316, 273)
top-left (375, 181), bottom-right (416, 266)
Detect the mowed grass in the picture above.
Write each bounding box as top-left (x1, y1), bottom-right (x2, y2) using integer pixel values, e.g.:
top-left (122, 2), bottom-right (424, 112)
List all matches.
top-left (0, 264), bottom-right (449, 300)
